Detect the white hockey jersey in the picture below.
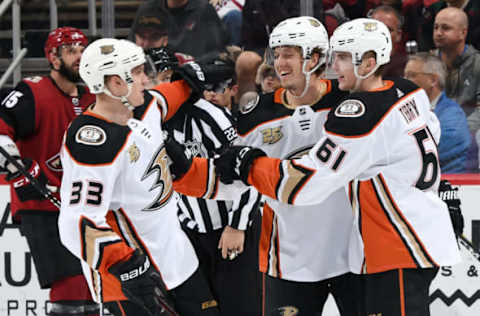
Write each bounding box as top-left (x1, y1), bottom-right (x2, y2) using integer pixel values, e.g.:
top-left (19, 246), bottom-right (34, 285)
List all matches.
top-left (176, 80), bottom-right (362, 282)
top-left (174, 78), bottom-right (462, 275)
top-left (245, 78), bottom-right (462, 273)
top-left (58, 81), bottom-right (198, 303)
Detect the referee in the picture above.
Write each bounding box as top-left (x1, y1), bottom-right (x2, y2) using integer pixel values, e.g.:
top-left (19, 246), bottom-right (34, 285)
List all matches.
top-left (147, 47), bottom-right (263, 316)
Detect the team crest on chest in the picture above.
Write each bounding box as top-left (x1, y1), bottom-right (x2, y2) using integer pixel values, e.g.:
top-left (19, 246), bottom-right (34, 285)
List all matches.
top-left (141, 145), bottom-right (173, 211)
top-left (75, 125), bottom-right (107, 145)
top-left (335, 99), bottom-right (365, 118)
top-left (128, 142), bottom-right (140, 163)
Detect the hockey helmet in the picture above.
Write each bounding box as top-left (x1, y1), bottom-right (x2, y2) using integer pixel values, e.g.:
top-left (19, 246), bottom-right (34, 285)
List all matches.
top-left (44, 27), bottom-right (88, 62)
top-left (269, 16), bottom-right (329, 66)
top-left (80, 38), bottom-right (146, 95)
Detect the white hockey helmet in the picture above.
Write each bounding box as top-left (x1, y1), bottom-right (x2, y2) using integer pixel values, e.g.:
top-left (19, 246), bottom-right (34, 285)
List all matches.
top-left (330, 18), bottom-right (392, 78)
top-left (269, 16), bottom-right (329, 65)
top-left (80, 38), bottom-right (146, 94)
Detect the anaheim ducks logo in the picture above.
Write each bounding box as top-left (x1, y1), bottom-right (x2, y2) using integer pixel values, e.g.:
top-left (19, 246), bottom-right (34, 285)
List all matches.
top-left (128, 142), bottom-right (140, 163)
top-left (278, 306), bottom-right (299, 316)
top-left (364, 21), bottom-right (378, 32)
top-left (141, 145), bottom-right (173, 211)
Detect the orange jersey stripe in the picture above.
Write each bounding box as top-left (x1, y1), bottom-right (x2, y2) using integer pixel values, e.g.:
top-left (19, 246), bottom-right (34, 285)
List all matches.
top-left (249, 156), bottom-right (282, 200)
top-left (173, 157), bottom-right (210, 198)
top-left (358, 180), bottom-right (417, 273)
top-left (152, 80), bottom-right (191, 121)
top-left (259, 203), bottom-right (274, 273)
top-left (399, 269), bottom-right (406, 316)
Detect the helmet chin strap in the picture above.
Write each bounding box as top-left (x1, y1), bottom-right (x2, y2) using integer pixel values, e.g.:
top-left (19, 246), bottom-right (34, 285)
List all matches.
top-left (290, 58), bottom-right (321, 99)
top-left (351, 63), bottom-right (380, 92)
top-left (103, 82), bottom-right (135, 111)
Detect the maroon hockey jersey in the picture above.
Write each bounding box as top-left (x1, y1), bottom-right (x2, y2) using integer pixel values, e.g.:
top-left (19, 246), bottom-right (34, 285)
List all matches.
top-left (0, 76), bottom-right (95, 219)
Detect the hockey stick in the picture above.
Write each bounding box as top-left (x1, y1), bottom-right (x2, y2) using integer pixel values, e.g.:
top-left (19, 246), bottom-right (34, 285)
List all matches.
top-left (458, 234), bottom-right (480, 263)
top-left (0, 146), bottom-right (61, 208)
top-left (0, 146), bottom-right (179, 316)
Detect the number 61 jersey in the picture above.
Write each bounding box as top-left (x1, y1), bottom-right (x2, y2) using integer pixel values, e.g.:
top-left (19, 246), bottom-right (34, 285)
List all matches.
top-left (58, 90), bottom-right (198, 303)
top-left (248, 78), bottom-right (462, 273)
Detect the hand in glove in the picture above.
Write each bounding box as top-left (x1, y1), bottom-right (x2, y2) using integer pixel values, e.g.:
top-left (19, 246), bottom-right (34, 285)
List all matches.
top-left (214, 146), bottom-right (266, 185)
top-left (163, 133), bottom-right (193, 180)
top-left (438, 179), bottom-right (464, 237)
top-left (109, 249), bottom-right (178, 316)
top-left (7, 158), bottom-right (47, 202)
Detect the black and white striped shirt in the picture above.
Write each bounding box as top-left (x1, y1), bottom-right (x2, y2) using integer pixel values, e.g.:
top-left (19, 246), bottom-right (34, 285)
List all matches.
top-left (166, 98), bottom-right (261, 233)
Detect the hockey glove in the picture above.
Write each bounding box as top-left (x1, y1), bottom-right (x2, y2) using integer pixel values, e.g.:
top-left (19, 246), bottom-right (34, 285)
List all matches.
top-left (163, 133), bottom-right (193, 180)
top-left (214, 146), bottom-right (266, 185)
top-left (109, 249), bottom-right (178, 316)
top-left (438, 180), bottom-right (464, 237)
top-left (7, 158), bottom-right (47, 202)
top-left (0, 135), bottom-right (21, 173)
top-left (171, 59), bottom-right (235, 95)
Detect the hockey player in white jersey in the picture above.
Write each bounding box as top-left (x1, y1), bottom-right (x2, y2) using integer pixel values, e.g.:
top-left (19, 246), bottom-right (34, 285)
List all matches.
top-left (166, 17), bottom-right (362, 316)
top-left (168, 19), bottom-right (462, 316)
top-left (58, 38), bottom-right (222, 316)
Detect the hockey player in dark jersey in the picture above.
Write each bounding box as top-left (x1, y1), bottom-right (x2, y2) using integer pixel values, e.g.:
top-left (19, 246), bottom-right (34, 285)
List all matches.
top-left (0, 27), bottom-right (100, 316)
top-left (146, 46), bottom-right (263, 316)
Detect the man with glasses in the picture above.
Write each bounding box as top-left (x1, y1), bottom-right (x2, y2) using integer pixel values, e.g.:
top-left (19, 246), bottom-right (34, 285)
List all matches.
top-left (405, 52), bottom-right (471, 173)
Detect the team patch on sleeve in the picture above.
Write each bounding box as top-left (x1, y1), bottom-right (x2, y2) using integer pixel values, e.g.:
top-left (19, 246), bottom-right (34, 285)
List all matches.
top-left (334, 99), bottom-right (365, 118)
top-left (75, 125), bottom-right (107, 146)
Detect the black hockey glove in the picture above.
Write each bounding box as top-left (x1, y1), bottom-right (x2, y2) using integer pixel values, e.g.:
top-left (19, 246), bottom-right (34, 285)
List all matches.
top-left (109, 250), bottom-right (178, 316)
top-left (438, 180), bottom-right (464, 237)
top-left (171, 59), bottom-right (235, 95)
top-left (7, 158), bottom-right (47, 202)
top-left (163, 133), bottom-right (193, 180)
top-left (214, 146), bottom-right (266, 185)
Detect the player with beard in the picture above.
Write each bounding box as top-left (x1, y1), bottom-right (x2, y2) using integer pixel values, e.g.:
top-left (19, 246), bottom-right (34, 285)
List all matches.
top-left (0, 27), bottom-right (99, 316)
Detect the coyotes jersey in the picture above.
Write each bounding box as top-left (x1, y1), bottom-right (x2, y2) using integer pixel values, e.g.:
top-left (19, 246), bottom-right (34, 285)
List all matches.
top-left (59, 81), bottom-right (198, 303)
top-left (0, 76), bottom-right (95, 218)
top-left (244, 78), bottom-right (462, 273)
top-left (177, 80), bottom-right (363, 282)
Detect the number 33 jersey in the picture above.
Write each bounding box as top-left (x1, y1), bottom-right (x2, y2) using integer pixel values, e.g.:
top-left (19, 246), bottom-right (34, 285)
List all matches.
top-left (58, 88), bottom-right (198, 303)
top-left (249, 78), bottom-right (461, 273)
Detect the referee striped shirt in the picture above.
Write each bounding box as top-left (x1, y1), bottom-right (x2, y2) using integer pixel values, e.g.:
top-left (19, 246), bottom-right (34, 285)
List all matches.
top-left (166, 98), bottom-right (261, 233)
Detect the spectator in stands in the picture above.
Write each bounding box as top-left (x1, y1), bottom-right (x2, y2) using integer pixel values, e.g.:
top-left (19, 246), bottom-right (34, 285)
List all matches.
top-left (433, 7), bottom-right (480, 134)
top-left (210, 0), bottom-right (244, 46)
top-left (130, 4), bottom-right (170, 49)
top-left (131, 0), bottom-right (228, 58)
top-left (235, 50), bottom-right (262, 104)
top-left (405, 52), bottom-right (471, 173)
top-left (0, 27), bottom-right (99, 315)
top-left (369, 5), bottom-right (408, 77)
top-left (255, 63), bottom-right (280, 94)
top-left (415, 0), bottom-right (480, 51)
top-left (241, 0), bottom-right (324, 54)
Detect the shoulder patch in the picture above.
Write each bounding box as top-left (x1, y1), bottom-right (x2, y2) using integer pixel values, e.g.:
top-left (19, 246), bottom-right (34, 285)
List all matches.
top-left (75, 125), bottom-right (107, 146)
top-left (334, 99), bottom-right (365, 118)
top-left (240, 94), bottom-right (260, 114)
